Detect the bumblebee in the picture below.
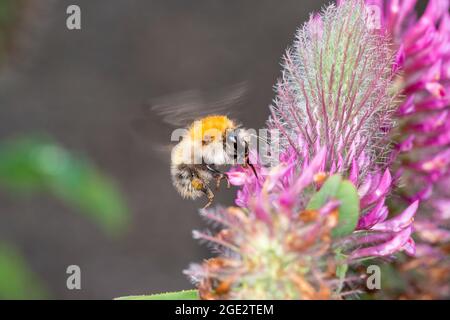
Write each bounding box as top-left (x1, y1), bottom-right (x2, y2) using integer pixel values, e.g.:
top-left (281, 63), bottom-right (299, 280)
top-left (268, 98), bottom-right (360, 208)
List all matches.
top-left (171, 115), bottom-right (255, 208)
top-left (132, 82), bottom-right (256, 208)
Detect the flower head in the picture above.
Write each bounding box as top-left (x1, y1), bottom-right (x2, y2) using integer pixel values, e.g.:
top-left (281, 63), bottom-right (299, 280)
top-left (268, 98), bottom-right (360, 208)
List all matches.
top-left (186, 0), bottom-right (428, 299)
top-left (359, 0), bottom-right (450, 299)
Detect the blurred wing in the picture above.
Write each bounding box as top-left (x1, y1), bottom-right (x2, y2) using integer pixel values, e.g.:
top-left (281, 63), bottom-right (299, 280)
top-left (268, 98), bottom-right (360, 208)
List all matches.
top-left (150, 81), bottom-right (248, 127)
top-left (152, 144), bottom-right (174, 162)
top-left (130, 81), bottom-right (248, 162)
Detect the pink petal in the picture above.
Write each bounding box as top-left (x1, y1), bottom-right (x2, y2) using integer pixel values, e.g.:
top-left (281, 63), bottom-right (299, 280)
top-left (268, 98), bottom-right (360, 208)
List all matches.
top-left (371, 200), bottom-right (418, 232)
top-left (227, 170), bottom-right (248, 186)
top-left (357, 197), bottom-right (388, 230)
top-left (402, 238), bottom-right (416, 256)
top-left (350, 226), bottom-right (412, 259)
top-left (360, 169), bottom-right (392, 208)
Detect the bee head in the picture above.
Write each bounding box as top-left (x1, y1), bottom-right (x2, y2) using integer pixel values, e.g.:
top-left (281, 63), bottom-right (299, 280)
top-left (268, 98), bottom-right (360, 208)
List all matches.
top-left (224, 128), bottom-right (251, 165)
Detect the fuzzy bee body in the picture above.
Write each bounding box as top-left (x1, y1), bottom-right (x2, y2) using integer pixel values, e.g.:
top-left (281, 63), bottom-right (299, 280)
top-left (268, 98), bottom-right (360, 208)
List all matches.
top-left (170, 115), bottom-right (250, 207)
top-left (170, 163), bottom-right (213, 200)
top-left (134, 82), bottom-right (253, 207)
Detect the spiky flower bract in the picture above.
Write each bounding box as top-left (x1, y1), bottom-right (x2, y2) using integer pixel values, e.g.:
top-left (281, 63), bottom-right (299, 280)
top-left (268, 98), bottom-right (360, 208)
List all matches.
top-left (269, 0), bottom-right (396, 182)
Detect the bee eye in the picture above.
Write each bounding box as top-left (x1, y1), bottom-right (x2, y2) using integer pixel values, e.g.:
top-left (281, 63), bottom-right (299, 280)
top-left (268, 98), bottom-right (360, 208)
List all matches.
top-left (227, 132), bottom-right (237, 143)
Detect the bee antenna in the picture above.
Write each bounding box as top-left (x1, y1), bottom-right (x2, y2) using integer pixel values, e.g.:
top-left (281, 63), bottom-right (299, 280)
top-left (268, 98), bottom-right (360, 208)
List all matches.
top-left (249, 163), bottom-right (259, 179)
top-left (245, 156), bottom-right (259, 180)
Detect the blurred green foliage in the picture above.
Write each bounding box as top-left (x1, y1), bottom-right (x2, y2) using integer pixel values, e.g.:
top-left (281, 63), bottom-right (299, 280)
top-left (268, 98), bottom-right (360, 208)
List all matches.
top-left (0, 136), bottom-right (130, 299)
top-left (0, 0), bottom-right (131, 301)
top-left (0, 137), bottom-right (130, 235)
top-left (0, 244), bottom-right (48, 299)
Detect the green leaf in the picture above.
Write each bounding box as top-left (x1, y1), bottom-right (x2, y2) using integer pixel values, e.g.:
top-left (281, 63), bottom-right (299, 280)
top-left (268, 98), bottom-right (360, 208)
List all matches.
top-left (306, 174), bottom-right (360, 237)
top-left (307, 174), bottom-right (342, 210)
top-left (0, 243), bottom-right (48, 299)
top-left (332, 180), bottom-right (360, 238)
top-left (0, 137), bottom-right (129, 235)
top-left (115, 290), bottom-right (199, 300)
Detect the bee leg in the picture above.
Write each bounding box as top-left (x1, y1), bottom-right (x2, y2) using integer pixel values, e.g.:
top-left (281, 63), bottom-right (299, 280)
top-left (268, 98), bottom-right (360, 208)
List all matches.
top-left (202, 185), bottom-right (215, 209)
top-left (225, 175), bottom-right (231, 189)
top-left (215, 173), bottom-right (230, 190)
top-left (192, 177), bottom-right (214, 208)
top-left (247, 161), bottom-right (258, 179)
top-left (206, 165), bottom-right (230, 190)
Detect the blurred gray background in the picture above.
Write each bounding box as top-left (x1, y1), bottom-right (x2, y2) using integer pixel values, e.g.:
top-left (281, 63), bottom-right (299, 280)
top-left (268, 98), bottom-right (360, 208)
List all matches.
top-left (0, 0), bottom-right (328, 299)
